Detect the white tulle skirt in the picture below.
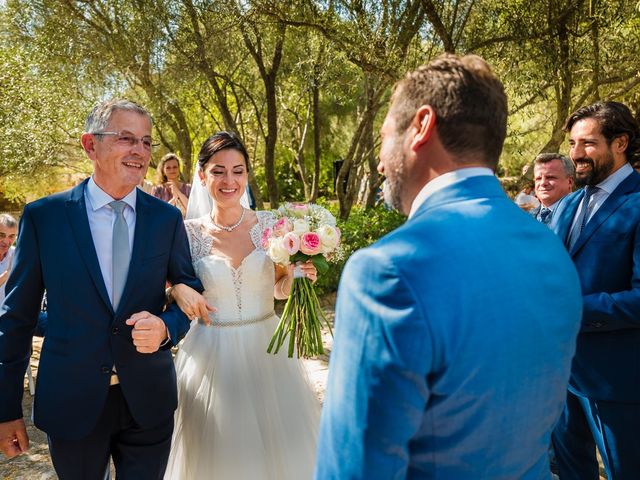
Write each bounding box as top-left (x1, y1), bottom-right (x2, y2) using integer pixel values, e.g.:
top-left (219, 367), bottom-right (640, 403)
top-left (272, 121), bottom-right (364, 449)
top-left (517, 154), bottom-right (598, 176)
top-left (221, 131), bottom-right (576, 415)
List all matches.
top-left (164, 315), bottom-right (320, 480)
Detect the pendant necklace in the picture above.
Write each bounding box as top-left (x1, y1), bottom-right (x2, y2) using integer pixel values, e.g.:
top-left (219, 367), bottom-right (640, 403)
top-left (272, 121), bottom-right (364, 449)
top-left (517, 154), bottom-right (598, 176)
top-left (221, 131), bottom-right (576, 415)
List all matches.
top-left (210, 208), bottom-right (245, 232)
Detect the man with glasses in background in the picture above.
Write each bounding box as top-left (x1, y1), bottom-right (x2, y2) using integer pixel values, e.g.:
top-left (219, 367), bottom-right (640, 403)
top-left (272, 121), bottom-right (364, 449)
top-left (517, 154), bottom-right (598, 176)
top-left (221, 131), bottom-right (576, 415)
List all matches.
top-left (0, 99), bottom-right (202, 479)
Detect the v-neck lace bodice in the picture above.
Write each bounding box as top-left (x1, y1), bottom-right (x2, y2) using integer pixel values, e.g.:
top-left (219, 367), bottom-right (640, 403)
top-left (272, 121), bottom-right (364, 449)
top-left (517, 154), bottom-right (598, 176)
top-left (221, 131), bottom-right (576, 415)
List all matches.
top-left (185, 211), bottom-right (276, 324)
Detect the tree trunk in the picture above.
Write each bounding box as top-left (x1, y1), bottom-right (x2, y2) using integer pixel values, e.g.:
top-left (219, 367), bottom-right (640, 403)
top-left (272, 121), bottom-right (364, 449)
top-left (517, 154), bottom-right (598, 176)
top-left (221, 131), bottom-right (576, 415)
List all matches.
top-left (311, 72), bottom-right (321, 202)
top-left (241, 20), bottom-right (286, 208)
top-left (540, 0), bottom-right (573, 153)
top-left (337, 75), bottom-right (386, 219)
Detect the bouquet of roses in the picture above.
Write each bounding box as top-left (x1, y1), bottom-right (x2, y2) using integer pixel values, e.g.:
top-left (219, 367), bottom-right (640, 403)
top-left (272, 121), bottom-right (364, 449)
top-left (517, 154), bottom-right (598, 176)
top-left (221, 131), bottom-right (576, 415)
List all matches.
top-left (262, 202), bottom-right (342, 358)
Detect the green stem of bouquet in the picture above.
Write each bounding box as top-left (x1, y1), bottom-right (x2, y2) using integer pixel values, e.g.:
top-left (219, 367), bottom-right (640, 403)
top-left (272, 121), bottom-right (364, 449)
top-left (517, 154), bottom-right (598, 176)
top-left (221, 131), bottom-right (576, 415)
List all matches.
top-left (267, 277), bottom-right (333, 358)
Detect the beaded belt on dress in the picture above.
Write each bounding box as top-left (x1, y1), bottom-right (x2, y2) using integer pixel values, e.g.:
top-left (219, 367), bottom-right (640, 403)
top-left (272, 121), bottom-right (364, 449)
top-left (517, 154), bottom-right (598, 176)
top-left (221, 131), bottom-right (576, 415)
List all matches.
top-left (207, 311), bottom-right (275, 328)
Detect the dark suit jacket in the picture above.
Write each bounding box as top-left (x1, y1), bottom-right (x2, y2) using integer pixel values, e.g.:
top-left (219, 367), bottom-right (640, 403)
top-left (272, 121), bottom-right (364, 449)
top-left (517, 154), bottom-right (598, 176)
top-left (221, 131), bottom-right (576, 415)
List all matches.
top-left (0, 180), bottom-right (202, 440)
top-left (554, 170), bottom-right (640, 401)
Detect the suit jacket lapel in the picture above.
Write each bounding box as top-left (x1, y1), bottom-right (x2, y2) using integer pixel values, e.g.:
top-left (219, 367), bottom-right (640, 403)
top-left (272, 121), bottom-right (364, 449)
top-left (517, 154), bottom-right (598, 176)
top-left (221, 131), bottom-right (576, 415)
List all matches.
top-left (115, 189), bottom-right (151, 315)
top-left (553, 190), bottom-right (582, 245)
top-left (570, 173), bottom-right (640, 256)
top-left (531, 205), bottom-right (541, 219)
top-left (65, 180), bottom-right (113, 312)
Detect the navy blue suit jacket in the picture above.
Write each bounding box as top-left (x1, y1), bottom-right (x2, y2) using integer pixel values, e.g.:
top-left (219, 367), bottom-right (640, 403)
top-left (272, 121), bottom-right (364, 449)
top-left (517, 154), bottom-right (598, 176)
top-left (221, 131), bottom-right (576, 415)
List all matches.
top-left (0, 180), bottom-right (202, 440)
top-left (554, 170), bottom-right (640, 401)
top-left (316, 175), bottom-right (582, 479)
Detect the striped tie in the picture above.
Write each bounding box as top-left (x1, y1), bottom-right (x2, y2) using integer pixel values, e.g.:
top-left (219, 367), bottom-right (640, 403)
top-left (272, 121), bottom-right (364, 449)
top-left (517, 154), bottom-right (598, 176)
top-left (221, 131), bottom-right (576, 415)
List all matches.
top-left (568, 186), bottom-right (598, 249)
top-left (539, 207), bottom-right (552, 225)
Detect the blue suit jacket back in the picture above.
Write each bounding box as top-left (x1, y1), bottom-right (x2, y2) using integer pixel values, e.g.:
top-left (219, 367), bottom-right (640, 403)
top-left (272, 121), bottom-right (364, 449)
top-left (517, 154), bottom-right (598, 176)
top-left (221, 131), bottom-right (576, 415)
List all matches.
top-left (554, 171), bottom-right (640, 401)
top-left (0, 180), bottom-right (202, 440)
top-left (316, 175), bottom-right (582, 479)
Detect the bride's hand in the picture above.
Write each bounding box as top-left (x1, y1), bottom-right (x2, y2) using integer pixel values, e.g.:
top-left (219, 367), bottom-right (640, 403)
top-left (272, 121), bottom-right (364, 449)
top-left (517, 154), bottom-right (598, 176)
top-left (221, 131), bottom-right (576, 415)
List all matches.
top-left (295, 261), bottom-right (317, 283)
top-left (170, 284), bottom-right (216, 325)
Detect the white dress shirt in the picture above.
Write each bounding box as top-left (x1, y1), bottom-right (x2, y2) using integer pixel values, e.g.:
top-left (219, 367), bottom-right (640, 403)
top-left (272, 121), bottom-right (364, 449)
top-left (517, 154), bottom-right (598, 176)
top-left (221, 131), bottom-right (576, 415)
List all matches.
top-left (85, 177), bottom-right (137, 305)
top-left (409, 167), bottom-right (495, 219)
top-left (568, 163), bottom-right (633, 235)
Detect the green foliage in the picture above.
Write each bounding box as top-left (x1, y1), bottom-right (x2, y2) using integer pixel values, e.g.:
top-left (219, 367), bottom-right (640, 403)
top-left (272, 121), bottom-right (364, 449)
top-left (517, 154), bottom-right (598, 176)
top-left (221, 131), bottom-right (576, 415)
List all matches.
top-left (314, 204), bottom-right (406, 294)
top-left (0, 6), bottom-right (91, 201)
top-left (1, 0), bottom-right (640, 209)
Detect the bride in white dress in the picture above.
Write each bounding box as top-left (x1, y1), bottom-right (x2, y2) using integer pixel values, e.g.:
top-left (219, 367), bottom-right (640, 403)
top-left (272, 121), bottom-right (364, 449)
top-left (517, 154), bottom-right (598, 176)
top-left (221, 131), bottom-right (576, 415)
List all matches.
top-left (164, 132), bottom-right (321, 479)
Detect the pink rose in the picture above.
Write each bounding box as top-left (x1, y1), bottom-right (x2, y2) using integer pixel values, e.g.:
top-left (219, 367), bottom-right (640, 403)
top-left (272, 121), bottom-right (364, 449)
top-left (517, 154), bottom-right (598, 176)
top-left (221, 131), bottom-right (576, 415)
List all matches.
top-left (300, 232), bottom-right (321, 256)
top-left (261, 227), bottom-right (272, 249)
top-left (283, 232), bottom-right (300, 255)
top-left (291, 203), bottom-right (309, 215)
top-left (273, 217), bottom-right (292, 237)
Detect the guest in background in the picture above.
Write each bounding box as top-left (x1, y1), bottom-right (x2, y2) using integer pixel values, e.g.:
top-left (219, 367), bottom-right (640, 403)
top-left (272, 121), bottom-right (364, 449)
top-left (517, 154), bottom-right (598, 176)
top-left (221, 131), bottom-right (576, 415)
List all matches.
top-left (532, 153), bottom-right (574, 226)
top-left (0, 214), bottom-right (18, 306)
top-left (514, 179), bottom-right (540, 212)
top-left (152, 153), bottom-right (191, 216)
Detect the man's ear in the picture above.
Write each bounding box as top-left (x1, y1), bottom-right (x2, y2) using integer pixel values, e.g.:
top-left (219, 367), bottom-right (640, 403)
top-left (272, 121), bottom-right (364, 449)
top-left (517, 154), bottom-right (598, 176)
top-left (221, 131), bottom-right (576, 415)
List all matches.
top-left (613, 134), bottom-right (629, 154)
top-left (80, 133), bottom-right (96, 157)
top-left (410, 105), bottom-right (436, 152)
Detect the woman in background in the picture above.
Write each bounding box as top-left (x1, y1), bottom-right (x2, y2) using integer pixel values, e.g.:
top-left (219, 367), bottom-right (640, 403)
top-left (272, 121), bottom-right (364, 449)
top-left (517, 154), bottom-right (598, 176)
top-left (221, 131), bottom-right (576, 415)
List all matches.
top-left (152, 153), bottom-right (191, 216)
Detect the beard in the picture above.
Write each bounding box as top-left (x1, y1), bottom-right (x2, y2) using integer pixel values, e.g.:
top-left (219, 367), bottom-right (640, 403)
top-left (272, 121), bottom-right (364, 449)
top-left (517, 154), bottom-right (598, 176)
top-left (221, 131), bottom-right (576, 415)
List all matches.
top-left (383, 149), bottom-right (408, 213)
top-left (574, 151), bottom-right (615, 188)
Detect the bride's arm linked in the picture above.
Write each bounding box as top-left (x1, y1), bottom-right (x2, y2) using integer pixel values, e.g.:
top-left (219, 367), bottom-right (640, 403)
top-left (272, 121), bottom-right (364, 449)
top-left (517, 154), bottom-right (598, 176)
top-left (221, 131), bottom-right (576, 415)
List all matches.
top-left (168, 262), bottom-right (316, 317)
top-left (168, 284), bottom-right (215, 325)
top-left (274, 261), bottom-right (317, 300)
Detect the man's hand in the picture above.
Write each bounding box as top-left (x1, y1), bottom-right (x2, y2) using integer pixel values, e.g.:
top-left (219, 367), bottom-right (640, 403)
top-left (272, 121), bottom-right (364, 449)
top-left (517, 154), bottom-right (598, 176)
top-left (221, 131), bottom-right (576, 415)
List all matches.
top-left (0, 419), bottom-right (29, 458)
top-left (125, 311), bottom-right (168, 353)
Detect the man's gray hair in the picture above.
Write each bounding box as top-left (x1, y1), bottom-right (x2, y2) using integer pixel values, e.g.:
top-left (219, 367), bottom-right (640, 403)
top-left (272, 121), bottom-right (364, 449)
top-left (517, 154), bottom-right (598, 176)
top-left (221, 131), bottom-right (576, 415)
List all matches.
top-left (0, 213), bottom-right (18, 229)
top-left (534, 153), bottom-right (575, 177)
top-left (84, 99), bottom-right (152, 133)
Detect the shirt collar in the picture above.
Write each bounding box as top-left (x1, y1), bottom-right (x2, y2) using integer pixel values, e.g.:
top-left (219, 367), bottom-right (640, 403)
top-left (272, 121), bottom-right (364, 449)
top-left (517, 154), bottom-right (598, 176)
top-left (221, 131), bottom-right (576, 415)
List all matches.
top-left (595, 162), bottom-right (633, 195)
top-left (408, 167), bottom-right (495, 218)
top-left (86, 176), bottom-right (137, 212)
top-left (542, 197), bottom-right (565, 211)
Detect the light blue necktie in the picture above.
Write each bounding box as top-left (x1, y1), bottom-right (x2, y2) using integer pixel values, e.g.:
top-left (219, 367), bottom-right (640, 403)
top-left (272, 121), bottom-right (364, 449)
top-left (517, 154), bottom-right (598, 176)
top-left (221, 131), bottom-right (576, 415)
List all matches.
top-left (568, 186), bottom-right (598, 249)
top-left (110, 201), bottom-right (130, 310)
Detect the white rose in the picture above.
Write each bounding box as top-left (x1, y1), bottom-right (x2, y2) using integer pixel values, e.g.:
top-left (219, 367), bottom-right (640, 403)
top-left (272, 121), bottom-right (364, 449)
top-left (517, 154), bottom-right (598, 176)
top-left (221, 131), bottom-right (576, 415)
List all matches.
top-left (317, 225), bottom-right (340, 253)
top-left (292, 219), bottom-right (310, 235)
top-left (267, 237), bottom-right (291, 265)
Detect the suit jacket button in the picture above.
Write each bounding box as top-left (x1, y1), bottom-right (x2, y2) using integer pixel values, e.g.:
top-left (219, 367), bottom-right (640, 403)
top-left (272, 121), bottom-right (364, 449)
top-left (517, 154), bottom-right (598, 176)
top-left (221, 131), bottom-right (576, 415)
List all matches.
top-left (112, 327), bottom-right (119, 335)
top-left (101, 366), bottom-right (111, 374)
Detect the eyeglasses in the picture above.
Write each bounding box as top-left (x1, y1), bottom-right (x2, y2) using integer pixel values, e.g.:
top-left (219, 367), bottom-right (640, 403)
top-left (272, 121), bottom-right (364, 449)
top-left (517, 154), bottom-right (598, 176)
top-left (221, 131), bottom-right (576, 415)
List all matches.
top-left (91, 131), bottom-right (159, 151)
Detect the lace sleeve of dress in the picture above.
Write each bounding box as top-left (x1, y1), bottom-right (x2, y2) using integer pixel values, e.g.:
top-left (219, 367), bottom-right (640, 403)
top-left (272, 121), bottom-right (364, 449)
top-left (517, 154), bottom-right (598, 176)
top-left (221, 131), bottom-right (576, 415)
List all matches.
top-left (250, 210), bottom-right (277, 250)
top-left (184, 218), bottom-right (210, 264)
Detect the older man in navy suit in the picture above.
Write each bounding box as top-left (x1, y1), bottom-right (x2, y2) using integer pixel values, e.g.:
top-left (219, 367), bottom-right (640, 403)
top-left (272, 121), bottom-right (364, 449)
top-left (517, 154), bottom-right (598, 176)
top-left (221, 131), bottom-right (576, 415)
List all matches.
top-left (315, 54), bottom-right (583, 479)
top-left (0, 99), bottom-right (202, 479)
top-left (552, 102), bottom-right (640, 480)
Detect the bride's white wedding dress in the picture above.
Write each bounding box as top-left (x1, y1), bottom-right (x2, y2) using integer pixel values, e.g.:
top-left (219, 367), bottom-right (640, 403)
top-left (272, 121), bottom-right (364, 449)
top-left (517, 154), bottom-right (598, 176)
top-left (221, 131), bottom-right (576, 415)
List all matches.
top-left (164, 211), bottom-right (320, 480)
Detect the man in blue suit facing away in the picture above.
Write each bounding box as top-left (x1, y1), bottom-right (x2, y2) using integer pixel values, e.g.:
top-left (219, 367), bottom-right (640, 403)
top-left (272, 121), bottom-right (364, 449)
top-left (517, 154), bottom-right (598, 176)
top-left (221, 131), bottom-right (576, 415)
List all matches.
top-left (551, 102), bottom-right (640, 479)
top-left (0, 99), bottom-right (202, 479)
top-left (315, 54), bottom-right (583, 479)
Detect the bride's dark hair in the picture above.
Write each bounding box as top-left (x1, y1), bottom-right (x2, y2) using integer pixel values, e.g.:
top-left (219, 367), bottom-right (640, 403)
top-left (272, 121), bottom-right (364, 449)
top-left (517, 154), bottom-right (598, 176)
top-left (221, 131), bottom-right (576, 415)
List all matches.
top-left (198, 131), bottom-right (250, 172)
